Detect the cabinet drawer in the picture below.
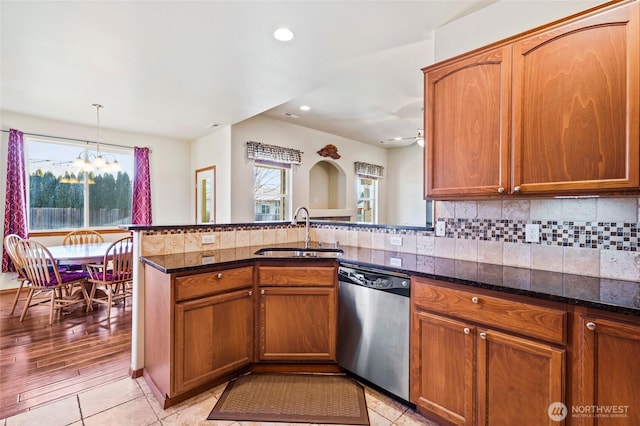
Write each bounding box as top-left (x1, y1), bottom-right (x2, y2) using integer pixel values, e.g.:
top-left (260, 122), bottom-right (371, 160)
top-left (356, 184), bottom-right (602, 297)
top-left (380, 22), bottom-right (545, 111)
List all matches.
top-left (175, 266), bottom-right (253, 301)
top-left (413, 280), bottom-right (566, 344)
top-left (258, 266), bottom-right (336, 286)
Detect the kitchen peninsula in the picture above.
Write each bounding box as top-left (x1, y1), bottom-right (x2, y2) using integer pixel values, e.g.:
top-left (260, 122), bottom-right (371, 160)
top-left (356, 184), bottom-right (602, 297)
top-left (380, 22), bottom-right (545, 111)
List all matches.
top-left (124, 221), bottom-right (640, 425)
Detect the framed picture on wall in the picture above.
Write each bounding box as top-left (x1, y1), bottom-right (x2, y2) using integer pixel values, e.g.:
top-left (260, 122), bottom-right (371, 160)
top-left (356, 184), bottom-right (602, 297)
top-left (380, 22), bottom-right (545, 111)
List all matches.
top-left (196, 166), bottom-right (216, 224)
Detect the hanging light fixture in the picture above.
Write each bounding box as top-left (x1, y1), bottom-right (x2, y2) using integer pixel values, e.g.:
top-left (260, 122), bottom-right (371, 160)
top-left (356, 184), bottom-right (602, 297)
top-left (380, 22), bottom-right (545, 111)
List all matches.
top-left (72, 104), bottom-right (121, 174)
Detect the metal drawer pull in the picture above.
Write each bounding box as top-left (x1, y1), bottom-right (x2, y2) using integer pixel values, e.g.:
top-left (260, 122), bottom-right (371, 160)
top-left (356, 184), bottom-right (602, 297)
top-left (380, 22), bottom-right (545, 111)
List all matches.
top-left (248, 290), bottom-right (253, 296)
top-left (463, 327), bottom-right (470, 335)
top-left (498, 187), bottom-right (505, 194)
top-left (261, 289), bottom-right (265, 295)
top-left (471, 296), bottom-right (479, 304)
top-left (479, 332), bottom-right (487, 339)
top-left (216, 273), bottom-right (223, 279)
top-left (513, 186), bottom-right (521, 193)
top-left (586, 322), bottom-right (596, 331)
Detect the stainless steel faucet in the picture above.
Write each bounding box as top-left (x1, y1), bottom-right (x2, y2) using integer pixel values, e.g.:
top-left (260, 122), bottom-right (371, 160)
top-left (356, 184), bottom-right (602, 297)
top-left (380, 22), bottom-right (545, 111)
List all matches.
top-left (292, 206), bottom-right (311, 248)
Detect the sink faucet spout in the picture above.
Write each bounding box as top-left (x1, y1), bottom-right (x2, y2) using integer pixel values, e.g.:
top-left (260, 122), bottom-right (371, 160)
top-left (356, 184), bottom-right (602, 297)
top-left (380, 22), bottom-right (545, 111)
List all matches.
top-left (292, 206), bottom-right (311, 248)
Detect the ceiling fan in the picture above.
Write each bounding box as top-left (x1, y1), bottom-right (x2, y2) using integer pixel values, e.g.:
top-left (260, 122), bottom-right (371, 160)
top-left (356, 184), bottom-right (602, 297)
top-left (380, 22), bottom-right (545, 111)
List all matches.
top-left (380, 129), bottom-right (424, 147)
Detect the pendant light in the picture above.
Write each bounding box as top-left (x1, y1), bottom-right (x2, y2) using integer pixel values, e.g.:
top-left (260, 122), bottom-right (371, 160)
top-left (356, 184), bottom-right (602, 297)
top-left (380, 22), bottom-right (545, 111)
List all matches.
top-left (72, 104), bottom-right (121, 173)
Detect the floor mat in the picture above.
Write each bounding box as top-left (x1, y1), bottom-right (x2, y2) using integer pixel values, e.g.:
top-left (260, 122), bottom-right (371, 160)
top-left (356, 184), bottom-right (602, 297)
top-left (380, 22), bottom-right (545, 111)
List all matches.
top-left (207, 373), bottom-right (369, 424)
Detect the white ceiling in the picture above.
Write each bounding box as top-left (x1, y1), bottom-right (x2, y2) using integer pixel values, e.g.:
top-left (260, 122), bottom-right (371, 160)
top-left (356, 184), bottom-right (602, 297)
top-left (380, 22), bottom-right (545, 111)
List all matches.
top-left (1, 1), bottom-right (494, 148)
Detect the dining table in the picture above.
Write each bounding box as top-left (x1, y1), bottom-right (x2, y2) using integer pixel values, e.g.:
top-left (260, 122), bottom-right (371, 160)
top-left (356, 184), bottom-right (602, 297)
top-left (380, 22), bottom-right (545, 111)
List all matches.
top-left (47, 241), bottom-right (113, 265)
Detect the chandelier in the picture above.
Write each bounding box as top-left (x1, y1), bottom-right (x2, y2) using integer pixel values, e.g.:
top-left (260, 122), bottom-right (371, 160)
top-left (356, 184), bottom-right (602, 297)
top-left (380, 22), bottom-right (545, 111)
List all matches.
top-left (72, 104), bottom-right (121, 173)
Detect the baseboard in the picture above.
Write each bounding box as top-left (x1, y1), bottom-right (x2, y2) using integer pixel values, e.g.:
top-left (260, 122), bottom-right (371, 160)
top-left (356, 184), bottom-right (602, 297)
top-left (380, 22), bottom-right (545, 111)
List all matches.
top-left (0, 287), bottom-right (23, 295)
top-left (129, 367), bottom-right (144, 378)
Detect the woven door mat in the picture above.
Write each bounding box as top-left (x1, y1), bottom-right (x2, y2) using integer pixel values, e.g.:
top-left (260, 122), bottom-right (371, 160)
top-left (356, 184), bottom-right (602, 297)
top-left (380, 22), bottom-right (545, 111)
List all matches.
top-left (208, 373), bottom-right (370, 424)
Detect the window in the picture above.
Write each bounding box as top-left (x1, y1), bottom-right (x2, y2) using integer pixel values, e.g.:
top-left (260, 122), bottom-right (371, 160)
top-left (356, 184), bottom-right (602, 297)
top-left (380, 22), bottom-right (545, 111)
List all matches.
top-left (26, 138), bottom-right (134, 230)
top-left (254, 162), bottom-right (289, 222)
top-left (357, 177), bottom-right (377, 223)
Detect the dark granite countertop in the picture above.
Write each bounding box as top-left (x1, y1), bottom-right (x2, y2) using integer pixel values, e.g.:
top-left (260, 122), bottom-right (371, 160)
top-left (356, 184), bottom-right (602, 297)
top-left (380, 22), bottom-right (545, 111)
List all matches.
top-left (140, 242), bottom-right (640, 317)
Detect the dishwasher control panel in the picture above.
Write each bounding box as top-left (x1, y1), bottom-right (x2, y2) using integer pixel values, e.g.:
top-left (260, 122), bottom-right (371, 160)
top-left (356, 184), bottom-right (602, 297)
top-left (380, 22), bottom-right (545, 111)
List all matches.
top-left (338, 264), bottom-right (410, 293)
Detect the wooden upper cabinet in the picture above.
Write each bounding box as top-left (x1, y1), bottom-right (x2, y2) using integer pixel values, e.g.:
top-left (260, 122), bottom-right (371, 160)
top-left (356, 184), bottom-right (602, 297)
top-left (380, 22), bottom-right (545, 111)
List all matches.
top-left (512, 1), bottom-right (639, 194)
top-left (424, 46), bottom-right (511, 199)
top-left (423, 1), bottom-right (639, 199)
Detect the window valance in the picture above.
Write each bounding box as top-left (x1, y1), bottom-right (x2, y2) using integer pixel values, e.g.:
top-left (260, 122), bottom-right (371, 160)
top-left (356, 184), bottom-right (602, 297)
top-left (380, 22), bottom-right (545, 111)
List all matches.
top-left (246, 141), bottom-right (302, 164)
top-left (354, 161), bottom-right (384, 179)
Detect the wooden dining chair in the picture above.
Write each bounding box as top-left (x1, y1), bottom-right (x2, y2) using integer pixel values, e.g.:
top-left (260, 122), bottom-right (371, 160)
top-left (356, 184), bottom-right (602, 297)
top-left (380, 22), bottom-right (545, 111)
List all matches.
top-left (15, 239), bottom-right (90, 325)
top-left (4, 234), bottom-right (29, 316)
top-left (61, 229), bottom-right (105, 270)
top-left (63, 229), bottom-right (105, 246)
top-left (85, 236), bottom-right (134, 320)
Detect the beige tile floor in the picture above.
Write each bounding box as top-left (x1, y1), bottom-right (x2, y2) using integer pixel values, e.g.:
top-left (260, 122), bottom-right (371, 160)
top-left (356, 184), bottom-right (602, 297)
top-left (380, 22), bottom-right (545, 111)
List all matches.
top-left (1, 376), bottom-right (440, 426)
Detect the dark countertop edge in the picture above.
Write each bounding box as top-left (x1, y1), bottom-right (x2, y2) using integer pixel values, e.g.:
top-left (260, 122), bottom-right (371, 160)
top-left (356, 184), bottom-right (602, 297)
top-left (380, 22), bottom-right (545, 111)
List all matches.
top-left (139, 249), bottom-right (640, 317)
top-left (407, 270), bottom-right (640, 317)
top-left (120, 222), bottom-right (434, 232)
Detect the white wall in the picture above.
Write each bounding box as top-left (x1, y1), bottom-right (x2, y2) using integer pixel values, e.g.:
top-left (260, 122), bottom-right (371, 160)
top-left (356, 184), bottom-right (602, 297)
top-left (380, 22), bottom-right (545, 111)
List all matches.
top-left (190, 125), bottom-right (232, 224)
top-left (434, 0), bottom-right (608, 62)
top-left (0, 110), bottom-right (191, 289)
top-left (230, 115), bottom-right (388, 223)
top-left (386, 144), bottom-right (426, 226)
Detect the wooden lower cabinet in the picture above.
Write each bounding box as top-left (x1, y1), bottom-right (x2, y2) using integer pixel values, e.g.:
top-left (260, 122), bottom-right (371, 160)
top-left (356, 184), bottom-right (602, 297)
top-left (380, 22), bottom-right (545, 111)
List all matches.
top-left (258, 286), bottom-right (337, 361)
top-left (256, 261), bottom-right (338, 362)
top-left (576, 312), bottom-right (640, 426)
top-left (411, 277), bottom-right (567, 425)
top-left (477, 328), bottom-right (565, 426)
top-left (143, 264), bottom-right (254, 408)
top-left (411, 311), bottom-right (475, 425)
top-left (174, 288), bottom-right (253, 394)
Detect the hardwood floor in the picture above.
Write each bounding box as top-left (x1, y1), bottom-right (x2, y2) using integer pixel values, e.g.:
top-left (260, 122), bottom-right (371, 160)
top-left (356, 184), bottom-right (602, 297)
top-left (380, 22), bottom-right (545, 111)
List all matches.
top-left (0, 288), bottom-right (132, 419)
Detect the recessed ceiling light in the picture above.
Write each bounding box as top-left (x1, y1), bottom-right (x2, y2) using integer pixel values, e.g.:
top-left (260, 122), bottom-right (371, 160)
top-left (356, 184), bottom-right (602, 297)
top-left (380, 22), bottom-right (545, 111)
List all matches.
top-left (394, 137), bottom-right (402, 141)
top-left (207, 123), bottom-right (221, 129)
top-left (299, 105), bottom-right (311, 111)
top-left (273, 27), bottom-right (294, 41)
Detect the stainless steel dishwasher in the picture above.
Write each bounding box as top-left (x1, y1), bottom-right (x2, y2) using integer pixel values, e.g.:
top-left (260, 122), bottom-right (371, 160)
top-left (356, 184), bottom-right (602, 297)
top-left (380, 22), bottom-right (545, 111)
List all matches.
top-left (337, 263), bottom-right (410, 401)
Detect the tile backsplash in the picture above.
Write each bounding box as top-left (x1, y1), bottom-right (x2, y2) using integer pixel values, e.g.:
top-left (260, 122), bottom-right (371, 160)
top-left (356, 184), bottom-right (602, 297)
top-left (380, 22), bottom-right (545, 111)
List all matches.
top-left (137, 197), bottom-right (640, 282)
top-left (429, 197), bottom-right (639, 281)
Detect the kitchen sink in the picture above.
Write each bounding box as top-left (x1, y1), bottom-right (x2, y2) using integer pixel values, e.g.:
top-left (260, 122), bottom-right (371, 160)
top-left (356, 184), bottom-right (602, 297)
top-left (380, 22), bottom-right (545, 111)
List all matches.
top-left (254, 247), bottom-right (344, 258)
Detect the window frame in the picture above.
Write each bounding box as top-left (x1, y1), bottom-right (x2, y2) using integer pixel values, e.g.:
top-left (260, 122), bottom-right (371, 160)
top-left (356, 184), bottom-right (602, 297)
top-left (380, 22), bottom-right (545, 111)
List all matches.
top-left (356, 176), bottom-right (378, 224)
top-left (25, 137), bottom-right (134, 232)
top-left (253, 161), bottom-right (291, 222)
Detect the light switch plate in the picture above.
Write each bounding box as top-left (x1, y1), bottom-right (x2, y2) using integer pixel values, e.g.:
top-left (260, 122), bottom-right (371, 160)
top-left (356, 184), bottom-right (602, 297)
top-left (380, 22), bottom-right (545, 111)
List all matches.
top-left (435, 221), bottom-right (446, 237)
top-left (390, 236), bottom-right (403, 246)
top-left (525, 224), bottom-right (540, 243)
top-left (201, 235), bottom-right (216, 244)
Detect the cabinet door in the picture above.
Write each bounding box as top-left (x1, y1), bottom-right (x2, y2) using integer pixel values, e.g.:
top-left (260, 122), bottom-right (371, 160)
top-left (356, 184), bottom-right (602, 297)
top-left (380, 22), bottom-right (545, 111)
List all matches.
top-left (512, 2), bottom-right (639, 194)
top-left (258, 287), bottom-right (336, 361)
top-left (424, 46), bottom-right (511, 199)
top-left (579, 316), bottom-right (640, 425)
top-left (477, 328), bottom-right (565, 426)
top-left (174, 288), bottom-right (253, 394)
top-left (411, 310), bottom-right (475, 425)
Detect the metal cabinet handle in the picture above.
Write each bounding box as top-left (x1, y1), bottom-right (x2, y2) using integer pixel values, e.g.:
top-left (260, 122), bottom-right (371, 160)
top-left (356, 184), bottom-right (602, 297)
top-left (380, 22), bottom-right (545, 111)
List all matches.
top-left (586, 322), bottom-right (596, 331)
top-left (248, 290), bottom-right (253, 296)
top-left (479, 332), bottom-right (487, 339)
top-left (261, 289), bottom-right (265, 295)
top-left (513, 186), bottom-right (521, 193)
top-left (498, 187), bottom-right (505, 194)
top-left (216, 273), bottom-right (223, 279)
top-left (471, 296), bottom-right (479, 304)
top-left (463, 327), bottom-right (470, 335)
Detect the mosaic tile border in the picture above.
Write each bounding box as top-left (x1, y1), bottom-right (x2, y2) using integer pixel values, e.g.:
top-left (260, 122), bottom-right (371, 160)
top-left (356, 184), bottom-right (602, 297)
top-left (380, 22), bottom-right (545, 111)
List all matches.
top-left (134, 219), bottom-right (638, 252)
top-left (440, 219), bottom-right (638, 252)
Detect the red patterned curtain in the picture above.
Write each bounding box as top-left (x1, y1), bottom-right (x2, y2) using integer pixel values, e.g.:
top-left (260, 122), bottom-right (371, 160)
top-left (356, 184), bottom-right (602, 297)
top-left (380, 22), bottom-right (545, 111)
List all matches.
top-left (2, 129), bottom-right (28, 272)
top-left (132, 146), bottom-right (152, 225)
